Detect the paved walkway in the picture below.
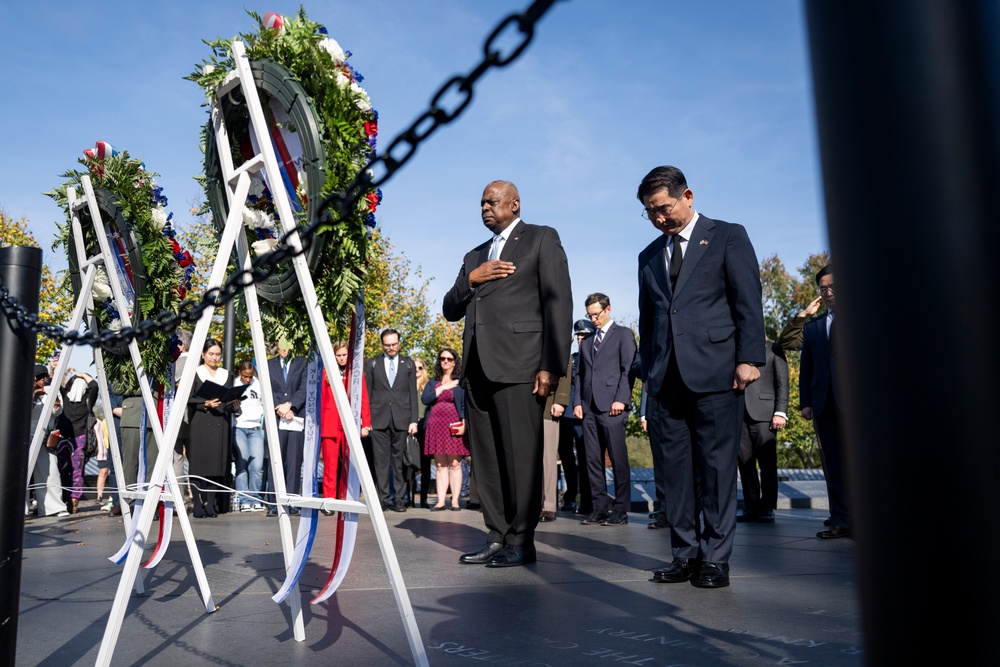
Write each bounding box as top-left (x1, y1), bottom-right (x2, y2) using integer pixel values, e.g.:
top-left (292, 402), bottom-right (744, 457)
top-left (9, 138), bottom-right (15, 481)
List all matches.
top-left (16, 479), bottom-right (862, 666)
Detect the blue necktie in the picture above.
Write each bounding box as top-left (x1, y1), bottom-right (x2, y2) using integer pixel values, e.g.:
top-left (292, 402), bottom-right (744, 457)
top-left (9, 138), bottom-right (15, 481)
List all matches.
top-left (594, 329), bottom-right (605, 355)
top-left (282, 359), bottom-right (288, 381)
top-left (388, 357), bottom-right (396, 386)
top-left (489, 235), bottom-right (501, 260)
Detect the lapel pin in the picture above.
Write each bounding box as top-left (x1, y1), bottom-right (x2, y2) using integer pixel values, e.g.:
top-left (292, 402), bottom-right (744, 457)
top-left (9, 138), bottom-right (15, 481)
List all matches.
top-left (700, 239), bottom-right (709, 246)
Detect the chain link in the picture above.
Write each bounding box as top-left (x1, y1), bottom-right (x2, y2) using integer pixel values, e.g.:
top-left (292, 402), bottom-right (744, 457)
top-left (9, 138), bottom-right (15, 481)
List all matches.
top-left (0, 0), bottom-right (560, 350)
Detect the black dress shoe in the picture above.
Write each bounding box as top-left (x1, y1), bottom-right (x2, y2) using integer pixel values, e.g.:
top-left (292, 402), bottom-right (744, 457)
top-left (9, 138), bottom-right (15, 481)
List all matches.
top-left (465, 502), bottom-right (481, 511)
top-left (736, 509), bottom-right (757, 523)
top-left (459, 542), bottom-right (504, 564)
top-left (266, 507), bottom-right (277, 517)
top-left (652, 558), bottom-right (701, 583)
top-left (560, 501), bottom-right (577, 513)
top-left (391, 501), bottom-right (407, 513)
top-left (430, 505), bottom-right (447, 512)
top-left (648, 513), bottom-right (670, 530)
top-left (485, 544), bottom-right (536, 568)
top-left (691, 562), bottom-right (730, 588)
top-left (817, 525), bottom-right (850, 539)
top-left (580, 509), bottom-right (609, 525)
top-left (755, 509), bottom-right (775, 523)
top-left (538, 511), bottom-right (557, 522)
top-left (602, 510), bottom-right (628, 526)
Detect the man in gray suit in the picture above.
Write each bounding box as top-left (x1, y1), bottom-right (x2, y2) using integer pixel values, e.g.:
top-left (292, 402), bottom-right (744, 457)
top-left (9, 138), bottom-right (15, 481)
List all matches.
top-left (637, 165), bottom-right (765, 589)
top-left (736, 341), bottom-right (789, 524)
top-left (364, 328), bottom-right (419, 513)
top-left (573, 293), bottom-right (637, 527)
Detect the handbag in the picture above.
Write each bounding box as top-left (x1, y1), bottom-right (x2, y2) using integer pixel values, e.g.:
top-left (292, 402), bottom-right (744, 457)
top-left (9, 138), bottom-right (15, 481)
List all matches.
top-left (403, 434), bottom-right (421, 471)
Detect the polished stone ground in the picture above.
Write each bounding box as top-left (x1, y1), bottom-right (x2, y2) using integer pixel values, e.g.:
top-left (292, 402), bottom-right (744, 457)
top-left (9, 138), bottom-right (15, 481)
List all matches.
top-left (17, 499), bottom-right (860, 666)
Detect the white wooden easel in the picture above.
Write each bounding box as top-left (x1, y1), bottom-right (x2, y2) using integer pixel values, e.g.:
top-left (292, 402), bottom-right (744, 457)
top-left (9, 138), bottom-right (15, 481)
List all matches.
top-left (25, 181), bottom-right (218, 608)
top-left (205, 39), bottom-right (427, 665)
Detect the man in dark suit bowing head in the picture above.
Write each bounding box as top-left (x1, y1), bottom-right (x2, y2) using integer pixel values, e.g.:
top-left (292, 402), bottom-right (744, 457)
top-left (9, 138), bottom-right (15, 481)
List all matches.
top-left (637, 165), bottom-right (765, 589)
top-left (443, 180), bottom-right (573, 568)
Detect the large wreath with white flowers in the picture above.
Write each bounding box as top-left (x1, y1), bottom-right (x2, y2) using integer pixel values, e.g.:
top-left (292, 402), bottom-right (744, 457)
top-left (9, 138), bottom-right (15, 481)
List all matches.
top-left (47, 144), bottom-right (195, 394)
top-left (188, 8), bottom-right (380, 351)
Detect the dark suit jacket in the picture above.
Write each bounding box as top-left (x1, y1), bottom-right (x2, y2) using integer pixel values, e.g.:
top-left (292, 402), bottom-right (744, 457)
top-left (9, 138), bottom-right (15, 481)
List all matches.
top-left (799, 313), bottom-right (834, 415)
top-left (267, 355), bottom-right (308, 415)
top-left (574, 322), bottom-right (637, 413)
top-left (745, 342), bottom-right (789, 422)
top-left (638, 215), bottom-right (766, 395)
top-left (443, 220), bottom-right (573, 383)
top-left (364, 355), bottom-right (419, 430)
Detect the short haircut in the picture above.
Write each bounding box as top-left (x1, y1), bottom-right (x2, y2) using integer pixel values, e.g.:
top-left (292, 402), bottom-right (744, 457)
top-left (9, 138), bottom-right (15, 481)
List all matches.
top-left (380, 328), bottom-right (400, 343)
top-left (585, 293), bottom-right (610, 310)
top-left (237, 360), bottom-right (256, 375)
top-left (636, 165), bottom-right (688, 202)
top-left (487, 180), bottom-right (520, 201)
top-left (176, 328), bottom-right (193, 352)
top-left (333, 340), bottom-right (349, 353)
top-left (815, 264), bottom-right (833, 285)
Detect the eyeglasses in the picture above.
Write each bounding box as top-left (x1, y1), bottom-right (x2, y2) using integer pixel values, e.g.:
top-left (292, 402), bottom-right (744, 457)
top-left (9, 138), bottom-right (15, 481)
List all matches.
top-left (586, 308), bottom-right (606, 321)
top-left (438, 356), bottom-right (455, 362)
top-left (641, 199), bottom-right (682, 220)
top-left (382, 341), bottom-right (400, 348)
top-left (819, 285), bottom-right (835, 294)
top-left (415, 365), bottom-right (425, 371)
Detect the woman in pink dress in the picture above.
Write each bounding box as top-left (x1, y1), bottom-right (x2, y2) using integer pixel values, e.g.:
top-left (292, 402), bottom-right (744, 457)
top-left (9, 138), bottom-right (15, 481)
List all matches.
top-left (421, 348), bottom-right (467, 511)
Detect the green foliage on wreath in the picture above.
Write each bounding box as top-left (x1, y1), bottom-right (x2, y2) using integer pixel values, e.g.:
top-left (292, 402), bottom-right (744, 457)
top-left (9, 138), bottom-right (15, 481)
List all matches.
top-left (47, 153), bottom-right (181, 395)
top-left (187, 8), bottom-right (379, 353)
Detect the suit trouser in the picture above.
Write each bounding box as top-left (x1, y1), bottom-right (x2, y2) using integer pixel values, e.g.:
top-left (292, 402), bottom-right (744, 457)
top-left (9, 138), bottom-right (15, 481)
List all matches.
top-left (814, 398), bottom-right (849, 529)
top-left (582, 407), bottom-right (631, 512)
top-left (464, 349), bottom-right (544, 547)
top-left (121, 427), bottom-right (157, 506)
top-left (267, 429), bottom-right (304, 498)
top-left (738, 417), bottom-right (778, 513)
top-left (541, 416), bottom-right (561, 513)
top-left (371, 427), bottom-right (407, 505)
top-left (647, 360), bottom-right (743, 564)
top-left (558, 419), bottom-right (590, 510)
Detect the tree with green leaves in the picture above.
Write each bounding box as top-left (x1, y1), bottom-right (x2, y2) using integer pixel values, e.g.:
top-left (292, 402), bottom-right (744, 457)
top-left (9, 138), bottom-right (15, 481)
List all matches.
top-left (0, 210), bottom-right (76, 363)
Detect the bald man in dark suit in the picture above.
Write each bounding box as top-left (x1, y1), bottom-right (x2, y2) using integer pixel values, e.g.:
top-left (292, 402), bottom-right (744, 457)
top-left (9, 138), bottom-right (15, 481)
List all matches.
top-left (443, 180), bottom-right (572, 568)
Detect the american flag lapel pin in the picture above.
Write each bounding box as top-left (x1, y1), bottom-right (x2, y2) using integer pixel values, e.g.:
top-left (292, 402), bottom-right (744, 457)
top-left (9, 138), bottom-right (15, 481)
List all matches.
top-left (700, 239), bottom-right (709, 245)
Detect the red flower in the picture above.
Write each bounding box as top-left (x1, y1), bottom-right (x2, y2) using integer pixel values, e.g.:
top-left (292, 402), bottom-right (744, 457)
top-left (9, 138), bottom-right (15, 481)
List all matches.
top-left (170, 239), bottom-right (181, 253)
top-left (365, 192), bottom-right (379, 212)
top-left (178, 252), bottom-right (194, 268)
top-left (364, 120), bottom-right (378, 137)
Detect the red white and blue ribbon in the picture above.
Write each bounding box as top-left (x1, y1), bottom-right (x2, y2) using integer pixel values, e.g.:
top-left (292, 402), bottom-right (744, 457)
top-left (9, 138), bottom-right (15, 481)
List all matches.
top-left (83, 141), bottom-right (117, 177)
top-left (271, 355), bottom-right (322, 603)
top-left (247, 100), bottom-right (305, 215)
top-left (311, 300), bottom-right (365, 604)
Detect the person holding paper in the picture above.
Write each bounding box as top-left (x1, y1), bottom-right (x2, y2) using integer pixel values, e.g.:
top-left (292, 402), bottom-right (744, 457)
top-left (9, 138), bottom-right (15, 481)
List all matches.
top-left (188, 338), bottom-right (239, 518)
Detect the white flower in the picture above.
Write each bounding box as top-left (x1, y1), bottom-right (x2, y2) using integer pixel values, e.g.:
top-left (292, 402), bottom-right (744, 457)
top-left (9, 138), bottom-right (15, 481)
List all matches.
top-left (108, 318), bottom-right (123, 332)
top-left (319, 37), bottom-right (346, 65)
top-left (251, 238), bottom-right (280, 256)
top-left (351, 82), bottom-right (371, 111)
top-left (92, 282), bottom-right (112, 302)
top-left (249, 172), bottom-right (266, 198)
top-left (203, 64), bottom-right (215, 75)
top-left (150, 206), bottom-right (168, 231)
top-left (335, 71), bottom-right (351, 89)
top-left (241, 208), bottom-right (257, 228)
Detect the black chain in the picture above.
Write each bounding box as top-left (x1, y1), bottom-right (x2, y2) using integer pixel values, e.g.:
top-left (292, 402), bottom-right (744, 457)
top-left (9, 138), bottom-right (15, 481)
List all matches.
top-left (0, 0), bottom-right (560, 350)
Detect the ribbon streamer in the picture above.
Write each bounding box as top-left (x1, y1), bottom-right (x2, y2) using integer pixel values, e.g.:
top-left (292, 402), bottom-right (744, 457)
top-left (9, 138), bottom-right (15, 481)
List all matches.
top-left (271, 355), bottom-right (322, 603)
top-left (312, 300), bottom-right (365, 604)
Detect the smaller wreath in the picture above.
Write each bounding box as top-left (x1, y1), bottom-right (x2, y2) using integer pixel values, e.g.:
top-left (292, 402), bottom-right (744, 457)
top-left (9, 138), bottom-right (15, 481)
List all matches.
top-left (189, 8), bottom-right (381, 351)
top-left (47, 143), bottom-right (194, 395)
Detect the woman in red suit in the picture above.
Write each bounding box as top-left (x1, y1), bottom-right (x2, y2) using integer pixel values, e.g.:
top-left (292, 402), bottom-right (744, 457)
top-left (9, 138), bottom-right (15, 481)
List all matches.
top-left (320, 341), bottom-right (371, 502)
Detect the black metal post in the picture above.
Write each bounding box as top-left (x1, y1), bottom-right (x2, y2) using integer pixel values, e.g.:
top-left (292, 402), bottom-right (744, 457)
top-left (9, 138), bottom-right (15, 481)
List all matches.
top-left (0, 246), bottom-right (42, 666)
top-left (806, 1), bottom-right (1000, 664)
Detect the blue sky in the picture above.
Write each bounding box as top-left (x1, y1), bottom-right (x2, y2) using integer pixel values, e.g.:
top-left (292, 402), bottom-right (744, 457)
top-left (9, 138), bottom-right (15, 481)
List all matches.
top-left (1, 0), bottom-right (826, 339)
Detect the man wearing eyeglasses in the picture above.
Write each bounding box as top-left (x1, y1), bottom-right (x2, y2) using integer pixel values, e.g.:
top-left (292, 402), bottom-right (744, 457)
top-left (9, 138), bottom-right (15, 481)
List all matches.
top-left (798, 264), bottom-right (849, 539)
top-left (364, 328), bottom-right (420, 513)
top-left (574, 293), bottom-right (637, 527)
top-left (443, 180), bottom-right (572, 568)
top-left (637, 165), bottom-right (765, 589)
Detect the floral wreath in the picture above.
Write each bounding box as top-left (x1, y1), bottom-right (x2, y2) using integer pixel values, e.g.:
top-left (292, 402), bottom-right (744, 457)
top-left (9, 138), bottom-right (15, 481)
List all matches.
top-left (47, 142), bottom-right (195, 394)
top-left (188, 8), bottom-right (380, 352)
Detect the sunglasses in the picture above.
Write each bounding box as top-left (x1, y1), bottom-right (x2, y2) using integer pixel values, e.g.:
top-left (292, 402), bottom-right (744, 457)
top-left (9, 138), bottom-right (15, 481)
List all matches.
top-left (439, 356), bottom-right (455, 362)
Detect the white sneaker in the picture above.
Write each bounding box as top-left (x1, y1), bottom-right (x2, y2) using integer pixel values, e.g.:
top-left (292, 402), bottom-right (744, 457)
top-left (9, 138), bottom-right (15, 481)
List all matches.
top-left (240, 505), bottom-right (253, 513)
top-left (57, 510), bottom-right (70, 517)
top-left (249, 504), bottom-right (264, 512)
top-left (101, 501), bottom-right (114, 512)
